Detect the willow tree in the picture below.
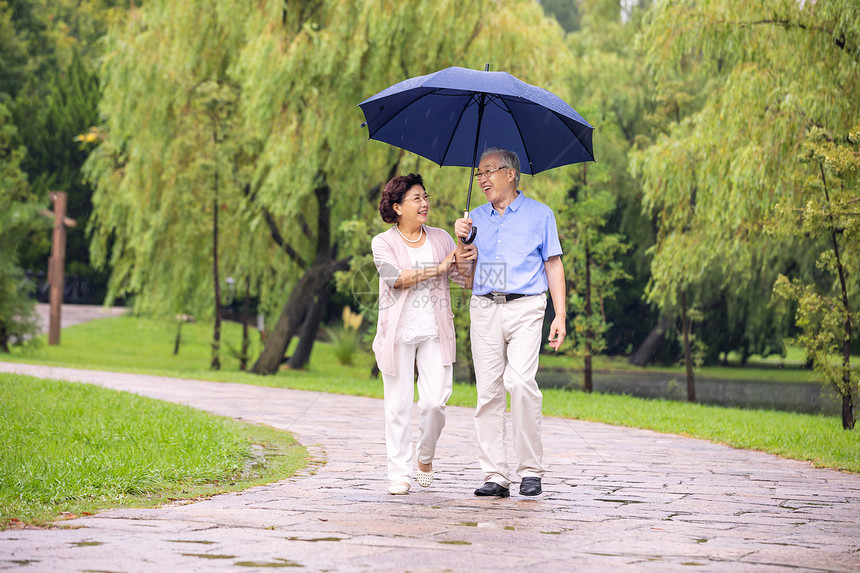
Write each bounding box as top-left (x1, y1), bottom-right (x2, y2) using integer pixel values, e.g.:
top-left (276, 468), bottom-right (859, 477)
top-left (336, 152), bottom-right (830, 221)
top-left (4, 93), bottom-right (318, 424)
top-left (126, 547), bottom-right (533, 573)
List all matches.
top-left (86, 0), bottom-right (586, 374)
top-left (237, 0), bottom-right (580, 374)
top-left (635, 0), bottom-right (860, 421)
top-left (86, 2), bottom-right (252, 369)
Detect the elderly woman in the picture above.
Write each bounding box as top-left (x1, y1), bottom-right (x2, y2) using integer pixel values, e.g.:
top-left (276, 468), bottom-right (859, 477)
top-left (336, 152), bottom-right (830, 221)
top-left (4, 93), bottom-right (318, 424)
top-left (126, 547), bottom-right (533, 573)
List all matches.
top-left (371, 173), bottom-right (475, 495)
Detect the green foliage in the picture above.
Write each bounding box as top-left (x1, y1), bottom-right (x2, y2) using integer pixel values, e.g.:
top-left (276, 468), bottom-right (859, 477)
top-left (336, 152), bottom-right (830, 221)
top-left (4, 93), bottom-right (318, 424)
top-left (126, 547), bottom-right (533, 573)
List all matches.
top-left (1, 0), bottom-right (129, 304)
top-left (632, 0), bottom-right (860, 370)
top-left (770, 124), bottom-right (860, 414)
top-left (0, 1), bottom-right (33, 96)
top-left (0, 101), bottom-right (41, 350)
top-left (540, 0), bottom-right (581, 33)
top-left (323, 323), bottom-right (361, 366)
top-left (87, 0), bottom-right (585, 367)
top-left (560, 0), bottom-right (658, 357)
top-left (85, 2), bottom-right (252, 321)
top-left (559, 173), bottom-right (630, 360)
top-left (322, 306), bottom-right (364, 366)
top-left (774, 276), bottom-right (857, 393)
top-left (12, 51), bottom-right (104, 292)
top-left (0, 373), bottom-right (306, 527)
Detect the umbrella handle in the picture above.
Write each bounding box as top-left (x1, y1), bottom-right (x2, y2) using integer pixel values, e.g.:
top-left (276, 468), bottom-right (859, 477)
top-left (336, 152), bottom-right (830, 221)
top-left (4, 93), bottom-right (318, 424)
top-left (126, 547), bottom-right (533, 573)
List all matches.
top-left (461, 227), bottom-right (477, 244)
top-left (460, 210), bottom-right (477, 244)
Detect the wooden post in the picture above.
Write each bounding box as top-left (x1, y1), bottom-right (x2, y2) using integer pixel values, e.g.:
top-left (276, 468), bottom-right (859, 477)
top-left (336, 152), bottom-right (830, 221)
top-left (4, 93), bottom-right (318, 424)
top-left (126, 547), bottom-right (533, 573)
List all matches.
top-left (48, 192), bottom-right (69, 345)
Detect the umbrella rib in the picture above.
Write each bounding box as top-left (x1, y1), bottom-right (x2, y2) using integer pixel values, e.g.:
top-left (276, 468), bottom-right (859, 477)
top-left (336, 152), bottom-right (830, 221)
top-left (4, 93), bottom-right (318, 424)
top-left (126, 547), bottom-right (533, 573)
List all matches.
top-left (364, 89), bottom-right (461, 140)
top-left (491, 96), bottom-right (537, 174)
top-left (438, 93), bottom-right (480, 167)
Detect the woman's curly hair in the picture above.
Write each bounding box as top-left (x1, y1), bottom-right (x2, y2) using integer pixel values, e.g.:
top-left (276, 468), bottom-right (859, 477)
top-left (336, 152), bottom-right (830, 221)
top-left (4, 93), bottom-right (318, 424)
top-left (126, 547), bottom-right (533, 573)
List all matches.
top-left (379, 173), bottom-right (424, 224)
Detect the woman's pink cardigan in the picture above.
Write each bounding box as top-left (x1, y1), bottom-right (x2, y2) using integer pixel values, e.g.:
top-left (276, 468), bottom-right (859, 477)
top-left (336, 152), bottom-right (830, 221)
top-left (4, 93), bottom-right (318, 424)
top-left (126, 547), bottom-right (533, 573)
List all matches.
top-left (371, 226), bottom-right (467, 377)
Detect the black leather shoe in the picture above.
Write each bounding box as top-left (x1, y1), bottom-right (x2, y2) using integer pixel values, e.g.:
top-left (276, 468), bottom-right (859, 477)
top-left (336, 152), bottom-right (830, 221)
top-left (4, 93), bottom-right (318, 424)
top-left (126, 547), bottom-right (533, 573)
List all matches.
top-left (519, 477), bottom-right (542, 496)
top-left (474, 482), bottom-right (510, 498)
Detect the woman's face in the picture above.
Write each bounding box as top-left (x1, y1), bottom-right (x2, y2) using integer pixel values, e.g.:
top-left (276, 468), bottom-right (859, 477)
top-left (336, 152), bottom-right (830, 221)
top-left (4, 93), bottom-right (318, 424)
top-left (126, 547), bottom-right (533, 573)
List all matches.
top-left (395, 184), bottom-right (430, 224)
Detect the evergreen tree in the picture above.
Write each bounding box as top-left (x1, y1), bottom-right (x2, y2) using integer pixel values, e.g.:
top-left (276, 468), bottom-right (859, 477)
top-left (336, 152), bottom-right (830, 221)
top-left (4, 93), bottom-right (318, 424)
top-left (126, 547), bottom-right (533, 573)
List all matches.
top-left (12, 51), bottom-right (103, 301)
top-left (0, 102), bottom-right (41, 350)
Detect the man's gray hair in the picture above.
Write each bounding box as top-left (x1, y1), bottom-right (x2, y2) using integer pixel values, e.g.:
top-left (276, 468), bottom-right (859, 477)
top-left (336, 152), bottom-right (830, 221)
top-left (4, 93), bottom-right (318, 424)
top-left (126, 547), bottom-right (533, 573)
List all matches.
top-left (481, 147), bottom-right (521, 187)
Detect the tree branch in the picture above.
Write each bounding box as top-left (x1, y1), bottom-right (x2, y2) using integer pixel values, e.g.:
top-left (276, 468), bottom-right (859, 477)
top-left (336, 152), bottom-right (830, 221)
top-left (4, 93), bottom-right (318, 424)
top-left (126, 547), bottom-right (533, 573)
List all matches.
top-left (242, 182), bottom-right (308, 269)
top-left (297, 213), bottom-right (314, 240)
top-left (262, 206), bottom-right (308, 270)
top-left (735, 18), bottom-right (855, 55)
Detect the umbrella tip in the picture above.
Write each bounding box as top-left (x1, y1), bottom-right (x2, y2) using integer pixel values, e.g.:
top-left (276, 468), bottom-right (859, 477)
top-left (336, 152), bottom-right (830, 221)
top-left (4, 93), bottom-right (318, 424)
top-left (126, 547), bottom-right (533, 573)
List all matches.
top-left (484, 63), bottom-right (490, 71)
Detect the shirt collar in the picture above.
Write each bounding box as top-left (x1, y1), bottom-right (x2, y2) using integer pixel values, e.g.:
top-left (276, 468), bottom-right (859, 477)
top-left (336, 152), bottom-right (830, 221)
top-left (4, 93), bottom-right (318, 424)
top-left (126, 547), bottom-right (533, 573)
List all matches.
top-left (508, 191), bottom-right (525, 211)
top-left (490, 191), bottom-right (524, 217)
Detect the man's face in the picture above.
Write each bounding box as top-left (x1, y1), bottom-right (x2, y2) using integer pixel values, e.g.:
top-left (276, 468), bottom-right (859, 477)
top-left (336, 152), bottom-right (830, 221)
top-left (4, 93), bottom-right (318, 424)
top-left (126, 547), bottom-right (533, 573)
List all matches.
top-left (476, 155), bottom-right (514, 204)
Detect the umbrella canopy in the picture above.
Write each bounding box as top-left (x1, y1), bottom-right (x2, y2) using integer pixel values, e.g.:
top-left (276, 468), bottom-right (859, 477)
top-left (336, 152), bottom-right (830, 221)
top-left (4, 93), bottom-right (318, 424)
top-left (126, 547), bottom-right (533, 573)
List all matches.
top-left (358, 66), bottom-right (595, 176)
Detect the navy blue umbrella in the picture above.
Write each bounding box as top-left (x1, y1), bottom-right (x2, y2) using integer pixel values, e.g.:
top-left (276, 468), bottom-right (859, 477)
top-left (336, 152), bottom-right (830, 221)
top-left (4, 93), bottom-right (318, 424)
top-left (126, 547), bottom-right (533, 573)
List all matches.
top-left (358, 65), bottom-right (595, 241)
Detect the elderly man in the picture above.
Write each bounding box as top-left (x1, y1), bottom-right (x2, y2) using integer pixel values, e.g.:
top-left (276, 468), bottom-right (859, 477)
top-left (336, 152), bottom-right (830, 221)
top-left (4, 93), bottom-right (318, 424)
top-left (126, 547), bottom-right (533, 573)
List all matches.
top-left (455, 148), bottom-right (566, 498)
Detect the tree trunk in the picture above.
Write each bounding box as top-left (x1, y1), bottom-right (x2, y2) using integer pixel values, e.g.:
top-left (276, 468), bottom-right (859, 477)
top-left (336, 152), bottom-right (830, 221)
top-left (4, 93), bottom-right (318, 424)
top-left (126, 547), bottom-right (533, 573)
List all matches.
top-left (210, 122), bottom-right (222, 371)
top-left (821, 163), bottom-right (854, 430)
top-left (583, 235), bottom-right (593, 393)
top-left (240, 277), bottom-right (250, 371)
top-left (173, 320), bottom-right (182, 355)
top-left (628, 315), bottom-right (671, 366)
top-left (842, 393), bottom-right (855, 431)
top-left (681, 291), bottom-right (695, 402)
top-left (251, 180), bottom-right (350, 375)
top-left (465, 319), bottom-right (476, 385)
top-left (0, 321), bottom-right (8, 353)
top-left (251, 258), bottom-right (347, 374)
top-left (288, 283), bottom-right (331, 370)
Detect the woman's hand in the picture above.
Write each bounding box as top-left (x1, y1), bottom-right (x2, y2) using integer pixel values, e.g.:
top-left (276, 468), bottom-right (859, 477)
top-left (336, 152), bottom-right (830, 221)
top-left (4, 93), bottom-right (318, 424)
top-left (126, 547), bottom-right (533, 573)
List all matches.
top-left (437, 249), bottom-right (457, 274)
top-left (459, 243), bottom-right (478, 261)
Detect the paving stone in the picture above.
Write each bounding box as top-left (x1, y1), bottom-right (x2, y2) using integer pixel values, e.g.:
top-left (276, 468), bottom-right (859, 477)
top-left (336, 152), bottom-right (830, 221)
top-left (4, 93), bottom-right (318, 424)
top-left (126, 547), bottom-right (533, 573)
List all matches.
top-left (1, 350), bottom-right (859, 572)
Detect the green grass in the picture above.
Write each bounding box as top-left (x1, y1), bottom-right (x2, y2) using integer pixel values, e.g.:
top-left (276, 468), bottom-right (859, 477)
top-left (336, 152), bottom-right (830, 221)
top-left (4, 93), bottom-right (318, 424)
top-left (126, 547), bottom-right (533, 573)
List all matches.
top-left (6, 315), bottom-right (383, 394)
top-left (543, 389), bottom-right (859, 472)
top-left (539, 352), bottom-right (822, 384)
top-left (0, 373), bottom-right (306, 529)
top-left (3, 314), bottom-right (859, 476)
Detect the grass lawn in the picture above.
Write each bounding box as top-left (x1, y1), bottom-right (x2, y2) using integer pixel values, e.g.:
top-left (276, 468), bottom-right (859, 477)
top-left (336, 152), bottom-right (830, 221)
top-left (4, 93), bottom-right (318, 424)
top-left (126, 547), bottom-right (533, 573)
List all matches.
top-left (539, 350), bottom-right (822, 384)
top-left (3, 314), bottom-right (858, 477)
top-left (0, 372), bottom-right (306, 529)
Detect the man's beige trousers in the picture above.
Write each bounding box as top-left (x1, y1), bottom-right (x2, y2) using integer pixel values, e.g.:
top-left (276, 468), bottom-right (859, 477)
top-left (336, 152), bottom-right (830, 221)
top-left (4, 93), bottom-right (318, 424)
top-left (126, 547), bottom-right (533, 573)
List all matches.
top-left (470, 293), bottom-right (547, 488)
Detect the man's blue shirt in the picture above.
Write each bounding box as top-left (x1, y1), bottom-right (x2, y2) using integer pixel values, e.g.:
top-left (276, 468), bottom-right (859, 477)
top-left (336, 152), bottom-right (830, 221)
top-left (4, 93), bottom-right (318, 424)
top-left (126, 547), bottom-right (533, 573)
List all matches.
top-left (470, 191), bottom-right (562, 296)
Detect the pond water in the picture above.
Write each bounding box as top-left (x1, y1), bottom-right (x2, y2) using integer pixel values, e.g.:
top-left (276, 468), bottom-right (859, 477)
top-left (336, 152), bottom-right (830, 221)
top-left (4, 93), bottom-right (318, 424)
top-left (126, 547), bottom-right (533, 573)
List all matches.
top-left (536, 369), bottom-right (842, 416)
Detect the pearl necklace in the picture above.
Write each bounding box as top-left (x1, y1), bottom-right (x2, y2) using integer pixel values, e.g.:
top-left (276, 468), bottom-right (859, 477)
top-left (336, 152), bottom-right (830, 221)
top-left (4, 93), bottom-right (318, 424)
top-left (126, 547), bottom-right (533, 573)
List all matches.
top-left (395, 224), bottom-right (424, 243)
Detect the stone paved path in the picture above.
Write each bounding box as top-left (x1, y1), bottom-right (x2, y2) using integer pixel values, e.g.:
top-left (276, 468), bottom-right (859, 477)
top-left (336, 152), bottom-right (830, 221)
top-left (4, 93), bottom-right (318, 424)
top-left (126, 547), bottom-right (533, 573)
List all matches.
top-left (1, 363), bottom-right (859, 572)
top-left (34, 303), bottom-right (128, 333)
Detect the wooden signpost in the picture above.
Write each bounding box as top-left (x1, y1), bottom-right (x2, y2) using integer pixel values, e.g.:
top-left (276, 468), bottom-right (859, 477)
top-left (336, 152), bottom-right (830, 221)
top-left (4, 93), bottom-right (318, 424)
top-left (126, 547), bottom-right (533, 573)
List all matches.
top-left (46, 191), bottom-right (76, 345)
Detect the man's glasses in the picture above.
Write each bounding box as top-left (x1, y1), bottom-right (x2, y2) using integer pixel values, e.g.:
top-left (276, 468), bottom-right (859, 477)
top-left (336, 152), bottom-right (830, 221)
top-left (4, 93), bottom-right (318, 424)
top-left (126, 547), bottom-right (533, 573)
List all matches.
top-left (474, 166), bottom-right (509, 180)
top-left (401, 194), bottom-right (431, 203)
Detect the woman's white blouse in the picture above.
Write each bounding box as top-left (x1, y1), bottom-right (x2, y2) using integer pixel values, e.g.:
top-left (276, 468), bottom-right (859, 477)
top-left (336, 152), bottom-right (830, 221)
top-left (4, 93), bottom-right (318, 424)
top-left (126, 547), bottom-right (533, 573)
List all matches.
top-left (396, 240), bottom-right (439, 344)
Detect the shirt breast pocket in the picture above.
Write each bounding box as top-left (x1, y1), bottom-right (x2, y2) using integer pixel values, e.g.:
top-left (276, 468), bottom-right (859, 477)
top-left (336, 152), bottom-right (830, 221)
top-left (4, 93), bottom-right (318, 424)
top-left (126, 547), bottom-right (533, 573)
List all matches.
top-left (510, 227), bottom-right (538, 256)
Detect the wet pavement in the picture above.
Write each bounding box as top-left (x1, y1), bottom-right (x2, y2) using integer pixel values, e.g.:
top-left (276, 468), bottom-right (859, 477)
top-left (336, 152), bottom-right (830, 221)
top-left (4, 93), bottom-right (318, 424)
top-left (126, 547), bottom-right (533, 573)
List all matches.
top-left (33, 303), bottom-right (128, 333)
top-left (0, 305), bottom-right (858, 571)
top-left (2, 363), bottom-right (859, 572)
